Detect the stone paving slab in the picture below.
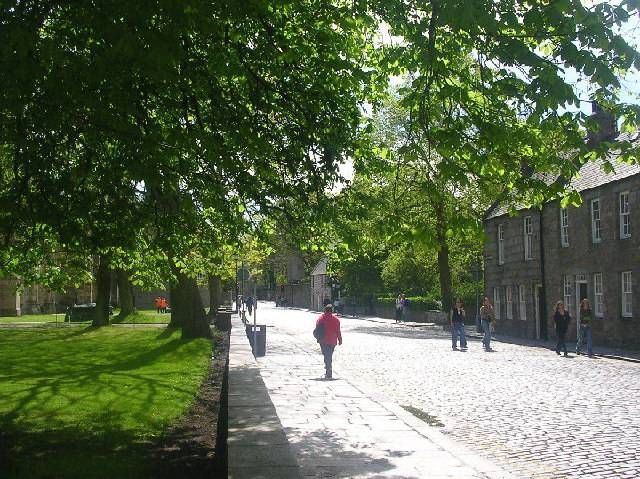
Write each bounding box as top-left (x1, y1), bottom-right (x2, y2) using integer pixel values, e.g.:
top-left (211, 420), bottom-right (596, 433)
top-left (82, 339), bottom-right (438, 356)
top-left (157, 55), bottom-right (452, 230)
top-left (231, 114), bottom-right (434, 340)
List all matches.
top-left (252, 318), bottom-right (515, 479)
top-left (227, 315), bottom-right (302, 479)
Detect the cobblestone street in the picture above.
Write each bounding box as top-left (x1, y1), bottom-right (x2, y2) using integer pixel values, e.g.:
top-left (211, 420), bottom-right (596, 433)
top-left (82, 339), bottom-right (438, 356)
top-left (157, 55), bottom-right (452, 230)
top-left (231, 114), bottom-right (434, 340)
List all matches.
top-left (254, 303), bottom-right (640, 478)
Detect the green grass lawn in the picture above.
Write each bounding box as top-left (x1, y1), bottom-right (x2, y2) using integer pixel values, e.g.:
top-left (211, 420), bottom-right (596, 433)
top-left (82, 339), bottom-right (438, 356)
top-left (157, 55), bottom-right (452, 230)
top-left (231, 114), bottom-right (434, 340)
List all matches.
top-left (112, 309), bottom-right (171, 324)
top-left (0, 312), bottom-right (71, 324)
top-left (0, 326), bottom-right (214, 478)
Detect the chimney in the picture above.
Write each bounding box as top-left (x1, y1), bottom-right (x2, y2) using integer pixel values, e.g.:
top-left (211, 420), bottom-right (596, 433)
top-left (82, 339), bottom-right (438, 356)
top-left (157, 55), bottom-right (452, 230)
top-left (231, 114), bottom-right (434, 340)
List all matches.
top-left (587, 101), bottom-right (618, 147)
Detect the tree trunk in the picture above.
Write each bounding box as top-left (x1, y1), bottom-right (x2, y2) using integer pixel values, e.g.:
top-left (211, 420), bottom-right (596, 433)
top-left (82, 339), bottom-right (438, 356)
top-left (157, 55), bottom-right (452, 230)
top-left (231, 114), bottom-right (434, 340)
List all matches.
top-left (434, 200), bottom-right (453, 311)
top-left (93, 254), bottom-right (111, 326)
top-left (116, 268), bottom-right (135, 317)
top-left (170, 270), bottom-right (210, 338)
top-left (208, 274), bottom-right (221, 317)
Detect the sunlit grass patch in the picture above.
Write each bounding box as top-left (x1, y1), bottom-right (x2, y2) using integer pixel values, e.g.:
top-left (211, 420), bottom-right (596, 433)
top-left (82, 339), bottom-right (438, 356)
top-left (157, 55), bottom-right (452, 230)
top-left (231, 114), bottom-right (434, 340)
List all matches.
top-left (0, 326), bottom-right (213, 478)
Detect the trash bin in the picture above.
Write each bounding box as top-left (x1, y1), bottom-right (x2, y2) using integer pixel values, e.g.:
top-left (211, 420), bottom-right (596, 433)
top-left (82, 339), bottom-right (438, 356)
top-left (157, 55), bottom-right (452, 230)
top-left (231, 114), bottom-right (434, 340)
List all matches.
top-left (215, 311), bottom-right (232, 331)
top-left (246, 324), bottom-right (266, 357)
top-left (69, 303), bottom-right (97, 322)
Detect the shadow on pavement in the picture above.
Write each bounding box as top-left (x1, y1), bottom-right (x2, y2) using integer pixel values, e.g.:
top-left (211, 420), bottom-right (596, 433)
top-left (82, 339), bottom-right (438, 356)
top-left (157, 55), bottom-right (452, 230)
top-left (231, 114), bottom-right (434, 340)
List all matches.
top-left (285, 427), bottom-right (398, 478)
top-left (347, 324), bottom-right (454, 341)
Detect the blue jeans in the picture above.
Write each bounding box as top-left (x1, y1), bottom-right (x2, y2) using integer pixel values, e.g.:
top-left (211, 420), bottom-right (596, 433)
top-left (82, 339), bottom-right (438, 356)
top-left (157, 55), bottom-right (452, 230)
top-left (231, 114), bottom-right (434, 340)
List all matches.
top-left (576, 324), bottom-right (593, 355)
top-left (452, 322), bottom-right (467, 348)
top-left (481, 319), bottom-right (492, 350)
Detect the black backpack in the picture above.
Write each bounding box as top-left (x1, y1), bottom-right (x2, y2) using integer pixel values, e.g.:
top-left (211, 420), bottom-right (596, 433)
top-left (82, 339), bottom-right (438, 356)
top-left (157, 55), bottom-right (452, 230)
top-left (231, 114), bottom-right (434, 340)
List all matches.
top-left (313, 321), bottom-right (325, 342)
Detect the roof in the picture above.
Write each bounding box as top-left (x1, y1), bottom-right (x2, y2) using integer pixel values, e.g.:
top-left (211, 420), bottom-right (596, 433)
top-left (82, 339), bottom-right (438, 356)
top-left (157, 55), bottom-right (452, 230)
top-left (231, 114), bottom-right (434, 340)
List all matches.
top-left (310, 257), bottom-right (328, 276)
top-left (485, 131), bottom-right (640, 220)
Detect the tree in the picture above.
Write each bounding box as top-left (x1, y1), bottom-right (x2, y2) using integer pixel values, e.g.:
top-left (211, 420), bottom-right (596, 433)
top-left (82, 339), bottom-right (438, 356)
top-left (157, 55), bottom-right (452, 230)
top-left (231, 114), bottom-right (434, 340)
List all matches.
top-left (371, 0), bottom-right (640, 203)
top-left (0, 1), bottom-right (373, 337)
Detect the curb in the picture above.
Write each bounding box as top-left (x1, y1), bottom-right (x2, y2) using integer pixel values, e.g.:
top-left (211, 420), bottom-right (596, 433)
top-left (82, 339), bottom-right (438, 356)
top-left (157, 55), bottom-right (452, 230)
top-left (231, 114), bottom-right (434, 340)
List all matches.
top-left (382, 401), bottom-right (517, 479)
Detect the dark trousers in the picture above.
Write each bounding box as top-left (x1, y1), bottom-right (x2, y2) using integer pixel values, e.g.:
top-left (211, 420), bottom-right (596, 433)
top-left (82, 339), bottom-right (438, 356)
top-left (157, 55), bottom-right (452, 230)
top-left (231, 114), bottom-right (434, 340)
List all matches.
top-left (556, 330), bottom-right (567, 354)
top-left (320, 343), bottom-right (335, 377)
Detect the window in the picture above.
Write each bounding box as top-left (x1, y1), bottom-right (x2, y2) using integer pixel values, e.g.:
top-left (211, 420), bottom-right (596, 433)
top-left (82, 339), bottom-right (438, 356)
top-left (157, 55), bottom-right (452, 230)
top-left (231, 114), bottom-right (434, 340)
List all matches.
top-left (591, 199), bottom-right (601, 243)
top-left (505, 286), bottom-right (513, 319)
top-left (519, 285), bottom-right (526, 321)
top-left (524, 216), bottom-right (533, 260)
top-left (594, 273), bottom-right (604, 318)
top-left (493, 287), bottom-right (501, 320)
top-left (497, 224), bottom-right (505, 265)
top-left (620, 192), bottom-right (630, 239)
top-left (560, 208), bottom-right (569, 247)
top-left (622, 271), bottom-right (632, 317)
top-left (563, 276), bottom-right (572, 313)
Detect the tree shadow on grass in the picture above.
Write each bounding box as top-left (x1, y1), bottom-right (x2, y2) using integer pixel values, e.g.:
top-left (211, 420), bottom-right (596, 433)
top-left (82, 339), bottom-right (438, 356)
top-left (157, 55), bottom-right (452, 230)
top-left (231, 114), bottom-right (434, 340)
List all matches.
top-left (0, 425), bottom-right (152, 479)
top-left (1, 329), bottom-right (222, 479)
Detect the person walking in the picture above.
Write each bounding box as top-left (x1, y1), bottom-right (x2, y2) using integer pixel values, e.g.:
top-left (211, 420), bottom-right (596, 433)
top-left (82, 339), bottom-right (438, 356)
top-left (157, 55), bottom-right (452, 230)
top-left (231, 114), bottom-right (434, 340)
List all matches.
top-left (479, 296), bottom-right (495, 352)
top-left (553, 300), bottom-right (571, 357)
top-left (154, 297), bottom-right (162, 314)
top-left (315, 304), bottom-right (342, 379)
top-left (450, 299), bottom-right (467, 350)
top-left (576, 298), bottom-right (594, 356)
top-left (245, 295), bottom-right (254, 316)
top-left (395, 294), bottom-right (403, 323)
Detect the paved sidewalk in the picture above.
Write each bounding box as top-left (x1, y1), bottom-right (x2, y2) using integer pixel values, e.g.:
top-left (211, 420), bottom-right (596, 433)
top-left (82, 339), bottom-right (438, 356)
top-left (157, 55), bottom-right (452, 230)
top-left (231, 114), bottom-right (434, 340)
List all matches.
top-left (229, 313), bottom-right (514, 478)
top-left (227, 316), bottom-right (301, 478)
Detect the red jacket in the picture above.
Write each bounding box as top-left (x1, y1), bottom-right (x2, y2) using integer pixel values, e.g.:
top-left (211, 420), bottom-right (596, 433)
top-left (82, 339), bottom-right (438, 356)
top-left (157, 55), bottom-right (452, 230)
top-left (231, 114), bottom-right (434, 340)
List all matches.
top-left (316, 312), bottom-right (342, 346)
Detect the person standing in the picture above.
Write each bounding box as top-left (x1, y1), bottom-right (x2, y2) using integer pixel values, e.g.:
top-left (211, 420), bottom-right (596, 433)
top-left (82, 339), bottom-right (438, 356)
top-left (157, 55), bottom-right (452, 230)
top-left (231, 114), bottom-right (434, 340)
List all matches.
top-left (479, 296), bottom-right (495, 352)
top-left (450, 299), bottom-right (467, 350)
top-left (400, 293), bottom-right (409, 322)
top-left (576, 298), bottom-right (594, 356)
top-left (316, 304), bottom-right (342, 379)
top-left (333, 297), bottom-right (342, 315)
top-left (395, 294), bottom-right (403, 323)
top-left (160, 297), bottom-right (168, 314)
top-left (154, 297), bottom-right (161, 314)
top-left (553, 300), bottom-right (571, 357)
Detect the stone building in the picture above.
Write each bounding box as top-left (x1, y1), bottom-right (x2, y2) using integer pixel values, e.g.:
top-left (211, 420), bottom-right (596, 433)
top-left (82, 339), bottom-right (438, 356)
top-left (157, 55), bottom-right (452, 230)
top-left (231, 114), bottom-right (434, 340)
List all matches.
top-left (484, 127), bottom-right (640, 348)
top-left (0, 279), bottom-right (94, 316)
top-left (310, 258), bottom-right (332, 312)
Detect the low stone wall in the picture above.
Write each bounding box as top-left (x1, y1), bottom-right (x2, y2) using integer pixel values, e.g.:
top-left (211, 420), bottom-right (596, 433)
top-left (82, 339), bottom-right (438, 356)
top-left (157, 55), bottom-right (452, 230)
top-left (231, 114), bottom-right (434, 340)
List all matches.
top-left (371, 304), bottom-right (448, 324)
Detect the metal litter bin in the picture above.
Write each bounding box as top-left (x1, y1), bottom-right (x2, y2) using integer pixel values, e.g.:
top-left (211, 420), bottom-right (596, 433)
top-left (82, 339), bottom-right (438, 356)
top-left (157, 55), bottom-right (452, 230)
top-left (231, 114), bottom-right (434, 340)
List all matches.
top-left (246, 324), bottom-right (266, 357)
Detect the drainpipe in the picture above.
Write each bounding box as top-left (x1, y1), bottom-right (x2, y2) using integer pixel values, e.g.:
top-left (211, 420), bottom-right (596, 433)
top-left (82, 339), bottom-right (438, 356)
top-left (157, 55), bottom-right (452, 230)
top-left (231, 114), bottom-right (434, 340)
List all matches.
top-left (538, 205), bottom-right (548, 340)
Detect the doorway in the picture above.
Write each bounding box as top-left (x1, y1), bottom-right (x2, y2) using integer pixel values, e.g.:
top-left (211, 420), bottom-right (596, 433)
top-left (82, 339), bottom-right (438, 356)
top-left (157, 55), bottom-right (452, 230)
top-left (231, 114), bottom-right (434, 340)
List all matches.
top-left (575, 281), bottom-right (588, 337)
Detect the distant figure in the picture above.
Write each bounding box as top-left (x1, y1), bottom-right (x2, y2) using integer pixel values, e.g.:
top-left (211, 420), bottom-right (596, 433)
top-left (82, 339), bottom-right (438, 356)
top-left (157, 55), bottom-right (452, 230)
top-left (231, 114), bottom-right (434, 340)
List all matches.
top-left (154, 297), bottom-right (162, 314)
top-left (395, 294), bottom-right (403, 323)
top-left (449, 299), bottom-right (467, 350)
top-left (576, 298), bottom-right (594, 356)
top-left (160, 297), bottom-right (168, 314)
top-left (333, 297), bottom-right (342, 315)
top-left (479, 296), bottom-right (495, 352)
top-left (553, 300), bottom-right (571, 357)
top-left (245, 295), bottom-right (255, 316)
top-left (316, 304), bottom-right (342, 379)
top-left (400, 293), bottom-right (409, 322)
